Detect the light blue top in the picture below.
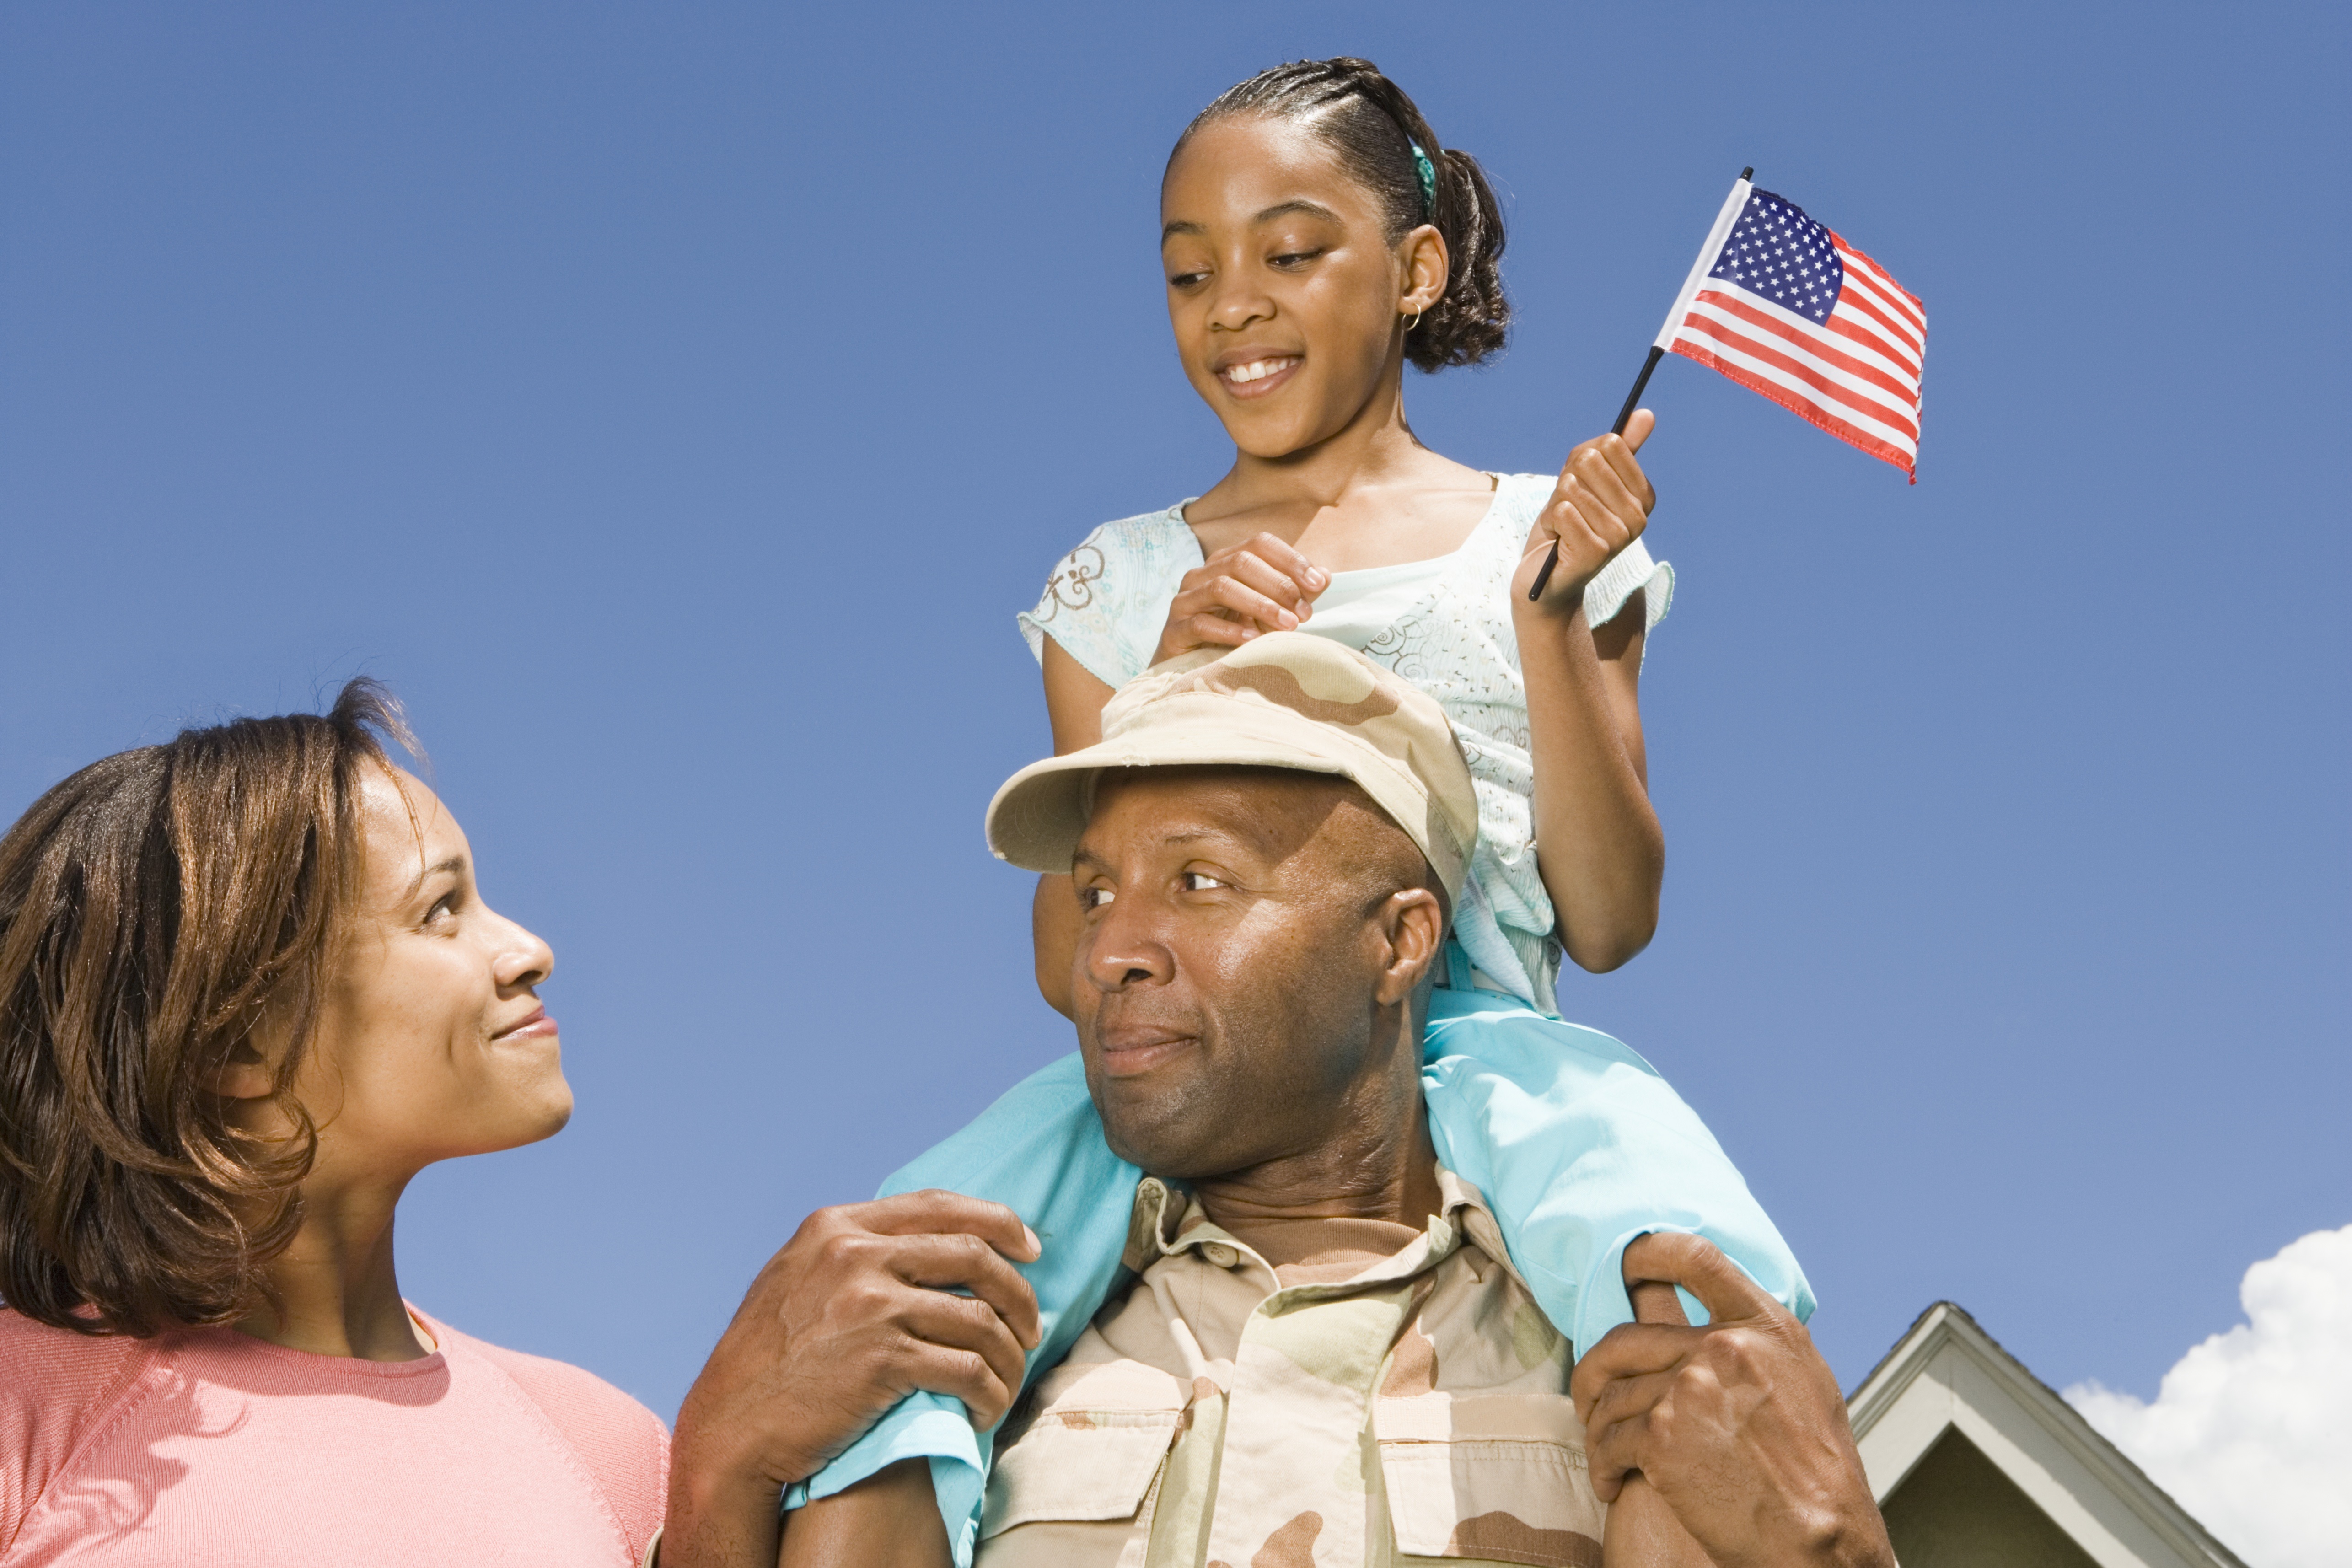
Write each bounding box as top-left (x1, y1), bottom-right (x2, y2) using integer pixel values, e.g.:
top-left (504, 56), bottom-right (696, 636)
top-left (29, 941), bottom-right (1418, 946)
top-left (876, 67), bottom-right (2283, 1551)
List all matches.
top-left (794, 978), bottom-right (1812, 1565)
top-left (1017, 475), bottom-right (1674, 1008)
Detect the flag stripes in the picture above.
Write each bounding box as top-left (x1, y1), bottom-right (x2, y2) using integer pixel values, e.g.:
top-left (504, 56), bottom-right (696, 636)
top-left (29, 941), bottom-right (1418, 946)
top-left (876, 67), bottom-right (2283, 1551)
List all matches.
top-left (1683, 293), bottom-right (1919, 416)
top-left (1654, 183), bottom-right (1926, 478)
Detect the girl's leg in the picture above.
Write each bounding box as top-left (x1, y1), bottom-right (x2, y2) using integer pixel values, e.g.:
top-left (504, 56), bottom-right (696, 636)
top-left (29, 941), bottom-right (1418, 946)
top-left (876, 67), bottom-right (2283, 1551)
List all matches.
top-left (792, 1052), bottom-right (1139, 1566)
top-left (1418, 985), bottom-right (1814, 1363)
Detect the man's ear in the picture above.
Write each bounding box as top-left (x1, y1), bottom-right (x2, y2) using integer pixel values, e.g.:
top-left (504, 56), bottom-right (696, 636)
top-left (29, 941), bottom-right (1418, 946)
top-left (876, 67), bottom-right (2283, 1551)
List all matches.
top-left (1372, 887), bottom-right (1446, 1007)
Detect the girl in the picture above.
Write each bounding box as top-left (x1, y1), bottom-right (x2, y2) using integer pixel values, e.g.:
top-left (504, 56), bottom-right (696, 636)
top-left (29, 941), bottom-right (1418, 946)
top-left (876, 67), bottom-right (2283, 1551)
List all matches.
top-left (800, 59), bottom-right (1811, 1560)
top-left (0, 685), bottom-right (667, 1566)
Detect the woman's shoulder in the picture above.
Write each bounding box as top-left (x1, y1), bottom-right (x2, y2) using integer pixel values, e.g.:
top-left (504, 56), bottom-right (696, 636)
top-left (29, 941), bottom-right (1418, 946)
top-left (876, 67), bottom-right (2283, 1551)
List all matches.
top-left (436, 1315), bottom-right (669, 1450)
top-left (0, 1300), bottom-right (146, 1364)
top-left (430, 1315), bottom-right (669, 1543)
top-left (0, 1307), bottom-right (156, 1418)
top-left (0, 1310), bottom-right (163, 1540)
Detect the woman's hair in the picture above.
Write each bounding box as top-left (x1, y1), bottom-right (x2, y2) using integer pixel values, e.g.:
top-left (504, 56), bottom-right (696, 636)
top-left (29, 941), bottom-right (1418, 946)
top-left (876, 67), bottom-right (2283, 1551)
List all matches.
top-left (1174, 57), bottom-right (1509, 372)
top-left (0, 679), bottom-right (417, 1335)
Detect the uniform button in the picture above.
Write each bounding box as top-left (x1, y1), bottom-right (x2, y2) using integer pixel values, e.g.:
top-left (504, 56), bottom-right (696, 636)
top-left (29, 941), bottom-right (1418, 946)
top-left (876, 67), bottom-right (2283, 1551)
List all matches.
top-left (1201, 1242), bottom-right (1240, 1269)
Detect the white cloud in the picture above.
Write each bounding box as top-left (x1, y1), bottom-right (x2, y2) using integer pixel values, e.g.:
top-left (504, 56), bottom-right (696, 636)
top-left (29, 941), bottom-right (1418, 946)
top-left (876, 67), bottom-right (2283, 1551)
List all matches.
top-left (2065, 1223), bottom-right (2352, 1568)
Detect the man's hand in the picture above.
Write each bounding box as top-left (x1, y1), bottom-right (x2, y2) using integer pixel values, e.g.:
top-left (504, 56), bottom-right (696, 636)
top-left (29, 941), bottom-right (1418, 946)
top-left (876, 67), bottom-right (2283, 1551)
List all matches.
top-left (663, 1192), bottom-right (1042, 1568)
top-left (1572, 1233), bottom-right (1894, 1568)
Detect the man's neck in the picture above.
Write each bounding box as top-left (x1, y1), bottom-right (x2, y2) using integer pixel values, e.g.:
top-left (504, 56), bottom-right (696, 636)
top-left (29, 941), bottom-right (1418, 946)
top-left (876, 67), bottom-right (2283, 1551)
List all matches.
top-left (1191, 1101), bottom-right (1444, 1232)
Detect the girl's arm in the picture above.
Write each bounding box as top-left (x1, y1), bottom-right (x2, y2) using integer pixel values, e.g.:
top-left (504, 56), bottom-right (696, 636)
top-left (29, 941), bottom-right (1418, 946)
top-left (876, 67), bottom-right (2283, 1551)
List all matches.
top-left (1030, 639), bottom-right (1114, 1018)
top-left (1510, 413), bottom-right (1668, 973)
top-left (1598, 1279), bottom-right (1720, 1568)
top-left (779, 1460), bottom-right (950, 1568)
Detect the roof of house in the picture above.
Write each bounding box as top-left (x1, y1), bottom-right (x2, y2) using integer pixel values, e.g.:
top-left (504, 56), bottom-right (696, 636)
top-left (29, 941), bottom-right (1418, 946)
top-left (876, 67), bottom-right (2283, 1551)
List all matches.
top-left (1847, 1300), bottom-right (2246, 1568)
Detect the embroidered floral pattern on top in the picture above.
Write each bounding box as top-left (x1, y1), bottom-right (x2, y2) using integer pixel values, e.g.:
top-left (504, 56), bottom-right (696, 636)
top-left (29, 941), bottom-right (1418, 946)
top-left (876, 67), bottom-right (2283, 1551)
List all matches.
top-left (1030, 543), bottom-right (1106, 624)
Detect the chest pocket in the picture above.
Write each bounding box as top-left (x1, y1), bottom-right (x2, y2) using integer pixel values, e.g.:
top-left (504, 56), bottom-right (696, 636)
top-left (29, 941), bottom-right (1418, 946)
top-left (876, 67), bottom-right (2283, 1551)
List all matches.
top-left (980, 1363), bottom-right (1189, 1541)
top-left (1375, 1394), bottom-right (1606, 1568)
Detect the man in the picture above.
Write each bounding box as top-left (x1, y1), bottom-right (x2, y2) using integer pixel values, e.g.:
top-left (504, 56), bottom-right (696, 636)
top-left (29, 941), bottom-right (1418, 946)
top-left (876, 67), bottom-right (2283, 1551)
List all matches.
top-left (667, 635), bottom-right (1894, 1568)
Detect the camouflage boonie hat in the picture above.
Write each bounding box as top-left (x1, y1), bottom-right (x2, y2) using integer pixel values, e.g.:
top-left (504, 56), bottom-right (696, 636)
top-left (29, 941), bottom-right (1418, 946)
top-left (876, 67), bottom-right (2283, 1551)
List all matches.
top-left (985, 632), bottom-right (1478, 896)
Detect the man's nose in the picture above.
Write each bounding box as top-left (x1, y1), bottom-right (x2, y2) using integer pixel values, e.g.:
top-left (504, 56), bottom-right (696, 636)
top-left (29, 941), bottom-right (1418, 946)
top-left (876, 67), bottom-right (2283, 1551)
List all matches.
top-left (1082, 898), bottom-right (1174, 993)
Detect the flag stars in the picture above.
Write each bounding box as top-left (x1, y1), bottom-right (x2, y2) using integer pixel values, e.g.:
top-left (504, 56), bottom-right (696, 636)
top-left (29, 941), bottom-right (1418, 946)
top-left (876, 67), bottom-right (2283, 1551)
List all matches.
top-left (1710, 188), bottom-right (1845, 320)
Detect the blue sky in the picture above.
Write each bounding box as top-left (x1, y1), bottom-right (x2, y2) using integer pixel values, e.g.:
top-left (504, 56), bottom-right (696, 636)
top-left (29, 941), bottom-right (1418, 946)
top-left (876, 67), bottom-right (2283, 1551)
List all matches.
top-left (3, 2), bottom-right (2345, 1423)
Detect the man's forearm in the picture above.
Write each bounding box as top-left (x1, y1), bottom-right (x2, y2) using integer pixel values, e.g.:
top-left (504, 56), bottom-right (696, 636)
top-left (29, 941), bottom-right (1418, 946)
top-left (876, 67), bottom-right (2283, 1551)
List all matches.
top-left (660, 1464), bottom-right (784, 1568)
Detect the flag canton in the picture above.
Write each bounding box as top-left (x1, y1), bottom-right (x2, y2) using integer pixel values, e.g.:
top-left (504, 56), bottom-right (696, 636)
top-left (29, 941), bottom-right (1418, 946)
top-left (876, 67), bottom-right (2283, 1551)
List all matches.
top-left (1709, 188), bottom-right (1844, 323)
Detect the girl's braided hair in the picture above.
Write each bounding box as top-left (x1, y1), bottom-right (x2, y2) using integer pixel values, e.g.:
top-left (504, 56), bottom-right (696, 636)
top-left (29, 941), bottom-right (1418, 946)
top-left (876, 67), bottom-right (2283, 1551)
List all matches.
top-left (1173, 58), bottom-right (1509, 372)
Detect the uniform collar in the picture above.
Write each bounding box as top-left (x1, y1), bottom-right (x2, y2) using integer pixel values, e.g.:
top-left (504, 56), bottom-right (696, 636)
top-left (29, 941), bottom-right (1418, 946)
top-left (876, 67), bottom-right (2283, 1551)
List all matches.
top-left (1121, 1165), bottom-right (1520, 1295)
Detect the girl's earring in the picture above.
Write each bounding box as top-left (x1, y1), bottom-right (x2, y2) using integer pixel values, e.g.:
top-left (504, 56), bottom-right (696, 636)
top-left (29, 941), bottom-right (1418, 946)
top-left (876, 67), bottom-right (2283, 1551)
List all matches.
top-left (1405, 307), bottom-right (1424, 332)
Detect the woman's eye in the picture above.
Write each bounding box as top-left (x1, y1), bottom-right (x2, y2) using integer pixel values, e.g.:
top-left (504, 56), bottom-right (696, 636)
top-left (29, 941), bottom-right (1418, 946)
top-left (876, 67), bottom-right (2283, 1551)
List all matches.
top-left (1167, 269), bottom-right (1209, 289)
top-left (1182, 872), bottom-right (1225, 891)
top-left (421, 894), bottom-right (458, 927)
top-left (1269, 249), bottom-right (1322, 268)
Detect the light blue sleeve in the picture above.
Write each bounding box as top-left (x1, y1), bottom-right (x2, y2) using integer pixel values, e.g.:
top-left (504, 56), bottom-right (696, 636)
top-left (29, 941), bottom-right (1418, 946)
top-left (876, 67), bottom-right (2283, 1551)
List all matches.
top-left (1419, 988), bottom-right (1814, 1361)
top-left (1015, 511), bottom-right (1197, 692)
top-left (787, 1053), bottom-right (1138, 1568)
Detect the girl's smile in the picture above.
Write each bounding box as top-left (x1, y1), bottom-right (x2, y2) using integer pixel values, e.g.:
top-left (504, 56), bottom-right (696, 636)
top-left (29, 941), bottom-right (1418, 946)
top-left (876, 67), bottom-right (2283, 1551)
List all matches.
top-left (1215, 351), bottom-right (1303, 397)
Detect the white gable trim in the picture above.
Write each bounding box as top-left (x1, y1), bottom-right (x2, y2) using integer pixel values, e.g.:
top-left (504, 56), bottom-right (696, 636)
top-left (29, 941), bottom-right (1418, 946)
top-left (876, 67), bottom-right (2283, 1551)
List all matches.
top-left (1847, 1302), bottom-right (2245, 1568)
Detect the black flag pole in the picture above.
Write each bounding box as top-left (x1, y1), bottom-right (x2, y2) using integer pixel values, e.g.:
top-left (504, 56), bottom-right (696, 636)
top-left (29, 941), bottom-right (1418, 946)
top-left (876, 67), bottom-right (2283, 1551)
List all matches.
top-left (1528, 167), bottom-right (1755, 603)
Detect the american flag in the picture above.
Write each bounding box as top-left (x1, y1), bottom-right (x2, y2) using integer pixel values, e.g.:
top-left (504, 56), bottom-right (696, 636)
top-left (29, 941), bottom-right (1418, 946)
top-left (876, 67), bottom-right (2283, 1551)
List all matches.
top-left (1653, 179), bottom-right (1926, 478)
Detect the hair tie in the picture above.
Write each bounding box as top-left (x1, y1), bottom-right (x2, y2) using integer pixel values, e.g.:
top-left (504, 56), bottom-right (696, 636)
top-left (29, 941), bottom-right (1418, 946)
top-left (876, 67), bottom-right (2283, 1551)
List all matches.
top-left (1409, 140), bottom-right (1437, 219)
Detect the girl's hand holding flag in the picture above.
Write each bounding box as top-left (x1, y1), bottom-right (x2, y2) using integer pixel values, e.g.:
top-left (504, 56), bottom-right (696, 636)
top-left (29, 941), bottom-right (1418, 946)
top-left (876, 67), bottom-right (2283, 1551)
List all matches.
top-left (1515, 408), bottom-right (1660, 616)
top-left (1524, 172), bottom-right (1925, 602)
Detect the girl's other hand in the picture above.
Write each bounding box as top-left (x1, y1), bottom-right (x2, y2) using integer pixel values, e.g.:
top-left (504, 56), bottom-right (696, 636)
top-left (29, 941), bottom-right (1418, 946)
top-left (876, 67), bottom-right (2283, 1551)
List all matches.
top-left (1515, 409), bottom-right (1658, 617)
top-left (1152, 532), bottom-right (1330, 664)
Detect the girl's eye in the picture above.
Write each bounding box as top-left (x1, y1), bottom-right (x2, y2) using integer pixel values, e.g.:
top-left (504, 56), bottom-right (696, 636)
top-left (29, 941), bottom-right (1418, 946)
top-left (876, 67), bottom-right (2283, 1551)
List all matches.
top-left (1269, 249), bottom-right (1322, 268)
top-left (1167, 269), bottom-right (1209, 290)
top-left (1182, 871), bottom-right (1225, 891)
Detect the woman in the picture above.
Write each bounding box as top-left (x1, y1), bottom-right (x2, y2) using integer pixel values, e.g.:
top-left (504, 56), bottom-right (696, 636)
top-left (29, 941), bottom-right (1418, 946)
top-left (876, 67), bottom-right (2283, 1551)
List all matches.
top-left (0, 682), bottom-right (666, 1566)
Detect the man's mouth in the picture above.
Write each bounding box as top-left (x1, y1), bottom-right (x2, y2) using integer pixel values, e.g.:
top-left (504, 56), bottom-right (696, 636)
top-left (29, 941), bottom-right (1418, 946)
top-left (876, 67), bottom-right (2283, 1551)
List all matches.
top-left (1094, 1028), bottom-right (1198, 1078)
top-left (1216, 354), bottom-right (1302, 398)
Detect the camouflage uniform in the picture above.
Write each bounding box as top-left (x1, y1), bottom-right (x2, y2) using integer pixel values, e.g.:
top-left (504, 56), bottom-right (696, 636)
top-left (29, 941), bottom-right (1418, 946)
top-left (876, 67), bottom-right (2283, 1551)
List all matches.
top-left (977, 1168), bottom-right (1607, 1568)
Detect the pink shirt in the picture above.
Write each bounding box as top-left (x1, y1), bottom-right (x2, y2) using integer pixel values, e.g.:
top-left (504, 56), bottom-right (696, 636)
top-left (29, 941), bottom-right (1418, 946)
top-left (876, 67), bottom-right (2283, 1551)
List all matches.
top-left (0, 1305), bottom-right (667, 1566)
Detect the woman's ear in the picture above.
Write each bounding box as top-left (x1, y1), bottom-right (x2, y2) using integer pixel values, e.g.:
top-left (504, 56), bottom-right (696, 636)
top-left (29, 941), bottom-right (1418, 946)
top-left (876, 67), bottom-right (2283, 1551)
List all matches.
top-left (1374, 886), bottom-right (1447, 1006)
top-left (1399, 225), bottom-right (1450, 317)
top-left (203, 1033), bottom-right (280, 1102)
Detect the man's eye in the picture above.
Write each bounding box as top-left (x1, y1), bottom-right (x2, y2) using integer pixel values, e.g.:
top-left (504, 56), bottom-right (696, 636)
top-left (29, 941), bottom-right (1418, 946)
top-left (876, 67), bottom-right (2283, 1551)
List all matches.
top-left (1081, 886), bottom-right (1117, 910)
top-left (1182, 872), bottom-right (1225, 891)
